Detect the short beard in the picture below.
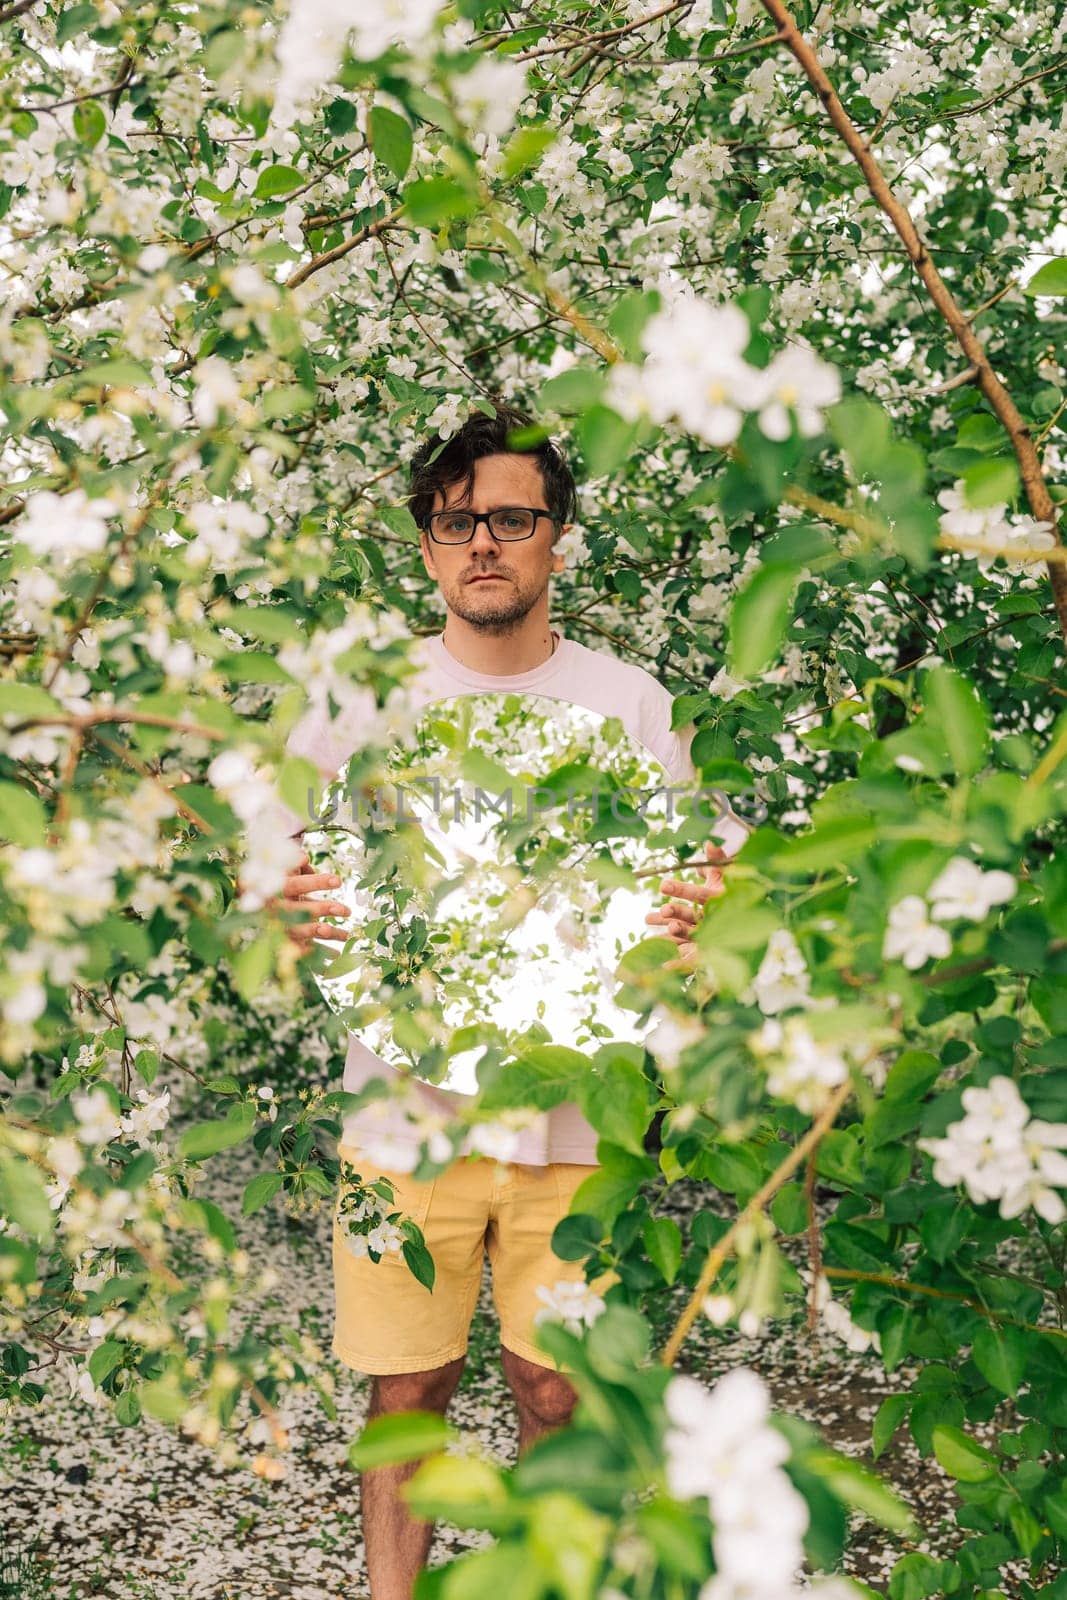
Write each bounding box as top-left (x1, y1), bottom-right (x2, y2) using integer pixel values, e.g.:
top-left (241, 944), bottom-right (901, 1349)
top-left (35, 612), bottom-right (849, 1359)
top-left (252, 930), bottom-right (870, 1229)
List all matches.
top-left (442, 573), bottom-right (550, 635)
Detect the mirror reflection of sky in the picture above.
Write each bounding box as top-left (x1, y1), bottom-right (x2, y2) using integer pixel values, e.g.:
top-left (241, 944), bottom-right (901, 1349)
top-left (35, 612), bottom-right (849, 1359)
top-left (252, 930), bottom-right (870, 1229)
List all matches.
top-left (304, 695), bottom-right (699, 1094)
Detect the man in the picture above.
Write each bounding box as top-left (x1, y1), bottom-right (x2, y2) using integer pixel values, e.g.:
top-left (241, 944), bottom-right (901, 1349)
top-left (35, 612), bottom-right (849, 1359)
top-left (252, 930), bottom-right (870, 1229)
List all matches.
top-left (268, 402), bottom-right (721, 1600)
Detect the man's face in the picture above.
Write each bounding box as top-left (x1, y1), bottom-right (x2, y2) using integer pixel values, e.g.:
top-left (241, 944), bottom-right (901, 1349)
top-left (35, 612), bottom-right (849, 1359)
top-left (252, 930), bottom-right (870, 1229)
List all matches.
top-left (420, 452), bottom-right (567, 633)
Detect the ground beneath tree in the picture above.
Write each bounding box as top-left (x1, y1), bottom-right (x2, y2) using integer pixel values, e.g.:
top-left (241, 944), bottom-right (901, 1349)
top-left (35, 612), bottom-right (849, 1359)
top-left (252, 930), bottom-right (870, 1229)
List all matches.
top-left (0, 1136), bottom-right (1026, 1600)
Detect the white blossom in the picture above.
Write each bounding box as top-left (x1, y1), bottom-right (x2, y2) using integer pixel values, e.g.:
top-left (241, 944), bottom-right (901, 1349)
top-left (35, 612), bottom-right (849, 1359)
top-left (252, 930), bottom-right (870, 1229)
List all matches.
top-left (882, 895), bottom-right (952, 969)
top-left (464, 1119), bottom-right (521, 1162)
top-left (664, 1369), bottom-right (808, 1596)
top-left (119, 1087), bottom-right (172, 1147)
top-left (754, 344), bottom-right (841, 440)
top-left (645, 1005), bottom-right (705, 1069)
top-left (453, 55), bottom-right (529, 140)
top-left (746, 929), bottom-right (812, 1013)
top-left (749, 1016), bottom-right (850, 1114)
top-left (927, 857), bottom-right (1016, 922)
top-left (919, 1076), bottom-right (1067, 1224)
top-left (13, 489), bottom-right (116, 565)
top-left (533, 1278), bottom-right (606, 1335)
top-left (71, 1087), bottom-right (123, 1149)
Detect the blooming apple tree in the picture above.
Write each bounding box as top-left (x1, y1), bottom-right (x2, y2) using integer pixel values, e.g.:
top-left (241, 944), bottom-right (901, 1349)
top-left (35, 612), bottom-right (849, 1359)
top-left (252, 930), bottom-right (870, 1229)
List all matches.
top-left (1, 0), bottom-right (1066, 1595)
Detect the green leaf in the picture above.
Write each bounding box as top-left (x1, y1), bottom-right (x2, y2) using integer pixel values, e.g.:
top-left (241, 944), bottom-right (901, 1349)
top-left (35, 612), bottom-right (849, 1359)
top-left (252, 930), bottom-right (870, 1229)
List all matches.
top-left (178, 1100), bottom-right (257, 1161)
top-left (971, 1322), bottom-right (1028, 1397)
top-left (0, 1153), bottom-right (54, 1243)
top-left (577, 404), bottom-right (642, 475)
top-left (570, 1145), bottom-right (655, 1226)
top-left (278, 754), bottom-right (321, 822)
top-left (827, 396), bottom-right (891, 476)
top-left (231, 934), bottom-right (277, 1001)
top-left (961, 456), bottom-right (1019, 509)
top-left (956, 414), bottom-right (1005, 453)
top-left (403, 176), bottom-right (479, 226)
top-left (73, 100), bottom-right (106, 146)
top-left (78, 358), bottom-right (153, 388)
top-left (931, 1423), bottom-right (999, 1482)
top-left (776, 815), bottom-right (879, 872)
top-left (56, 2), bottom-right (98, 43)
top-left (770, 1182), bottom-right (808, 1235)
top-left (401, 1226), bottom-right (436, 1291)
top-left (254, 163), bottom-right (305, 198)
top-left (728, 562), bottom-right (798, 678)
top-left (0, 781), bottom-right (46, 845)
top-left (539, 367), bottom-right (605, 414)
top-left (139, 1374), bottom-right (187, 1423)
top-left (501, 124), bottom-right (556, 179)
top-left (1008, 1499), bottom-right (1045, 1556)
top-left (203, 29), bottom-right (244, 80)
top-left (642, 1215), bottom-right (682, 1284)
top-left (88, 1339), bottom-right (124, 1384)
top-left (634, 1497), bottom-right (709, 1580)
top-left (888, 1553), bottom-right (944, 1600)
top-left (380, 504), bottom-right (421, 541)
top-left (370, 105), bottom-right (413, 181)
top-left (215, 650), bottom-right (295, 685)
top-left (348, 1410), bottom-right (455, 1469)
top-left (114, 1389), bottom-right (141, 1426)
top-left (872, 1394), bottom-right (911, 1461)
top-left (405, 1454), bottom-right (514, 1530)
top-left (551, 1211), bottom-right (605, 1266)
top-left (805, 1448), bottom-right (918, 1533)
top-left (225, 604), bottom-right (304, 643)
top-left (923, 664), bottom-right (990, 776)
top-left (241, 1171), bottom-right (285, 1216)
top-left (577, 1054), bottom-right (652, 1154)
top-left (1023, 258), bottom-right (1067, 296)
top-left (0, 683), bottom-right (63, 717)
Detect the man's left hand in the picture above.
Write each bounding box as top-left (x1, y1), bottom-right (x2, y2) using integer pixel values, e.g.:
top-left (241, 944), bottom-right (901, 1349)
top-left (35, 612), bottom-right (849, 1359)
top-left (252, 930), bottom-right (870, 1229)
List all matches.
top-left (644, 839), bottom-right (730, 971)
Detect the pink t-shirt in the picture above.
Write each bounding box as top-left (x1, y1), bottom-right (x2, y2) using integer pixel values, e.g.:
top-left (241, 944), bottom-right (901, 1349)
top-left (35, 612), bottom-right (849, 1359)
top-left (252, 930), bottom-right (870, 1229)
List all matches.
top-left (279, 626), bottom-right (696, 1167)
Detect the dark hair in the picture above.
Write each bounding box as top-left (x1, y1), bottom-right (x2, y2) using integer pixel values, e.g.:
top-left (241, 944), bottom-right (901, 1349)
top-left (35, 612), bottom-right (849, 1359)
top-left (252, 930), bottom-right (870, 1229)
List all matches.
top-left (407, 400), bottom-right (578, 544)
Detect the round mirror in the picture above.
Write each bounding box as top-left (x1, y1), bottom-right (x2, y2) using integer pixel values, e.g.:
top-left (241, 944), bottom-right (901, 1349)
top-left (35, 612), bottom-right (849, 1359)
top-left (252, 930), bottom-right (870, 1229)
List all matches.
top-left (302, 693), bottom-right (745, 1096)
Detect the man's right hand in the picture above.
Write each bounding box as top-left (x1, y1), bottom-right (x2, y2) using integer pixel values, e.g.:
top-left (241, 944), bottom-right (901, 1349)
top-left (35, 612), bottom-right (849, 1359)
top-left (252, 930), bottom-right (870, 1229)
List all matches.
top-left (248, 849), bottom-right (351, 957)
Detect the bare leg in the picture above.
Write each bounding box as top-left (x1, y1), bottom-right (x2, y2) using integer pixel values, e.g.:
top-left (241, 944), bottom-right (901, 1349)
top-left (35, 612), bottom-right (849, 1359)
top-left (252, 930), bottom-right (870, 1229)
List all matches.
top-left (499, 1346), bottom-right (578, 1457)
top-left (360, 1354), bottom-right (467, 1600)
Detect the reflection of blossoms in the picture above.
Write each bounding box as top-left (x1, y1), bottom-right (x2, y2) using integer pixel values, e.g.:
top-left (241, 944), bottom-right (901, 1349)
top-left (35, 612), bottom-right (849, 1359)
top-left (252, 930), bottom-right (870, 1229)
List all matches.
top-left (452, 55), bottom-right (529, 140)
top-left (609, 297), bottom-right (762, 447)
top-left (754, 344), bottom-right (842, 440)
top-left (464, 1119), bottom-right (522, 1162)
top-left (183, 501), bottom-right (267, 573)
top-left (645, 1005), bottom-right (705, 1070)
top-left (919, 1076), bottom-right (1067, 1224)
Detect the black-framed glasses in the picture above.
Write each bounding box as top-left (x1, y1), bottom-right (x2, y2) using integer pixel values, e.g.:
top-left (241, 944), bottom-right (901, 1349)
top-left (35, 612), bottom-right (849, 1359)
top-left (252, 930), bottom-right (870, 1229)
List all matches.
top-left (422, 506), bottom-right (557, 544)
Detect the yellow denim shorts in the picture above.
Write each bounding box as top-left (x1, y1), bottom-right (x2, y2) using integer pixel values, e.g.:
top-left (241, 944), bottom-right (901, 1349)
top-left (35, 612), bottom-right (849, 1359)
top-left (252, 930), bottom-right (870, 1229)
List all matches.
top-left (331, 1143), bottom-right (619, 1376)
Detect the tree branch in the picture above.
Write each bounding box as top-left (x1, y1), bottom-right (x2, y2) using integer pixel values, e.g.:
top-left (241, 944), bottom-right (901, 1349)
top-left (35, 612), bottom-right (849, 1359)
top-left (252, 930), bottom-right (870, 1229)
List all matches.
top-left (659, 1075), bottom-right (854, 1367)
top-left (756, 0), bottom-right (1067, 644)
